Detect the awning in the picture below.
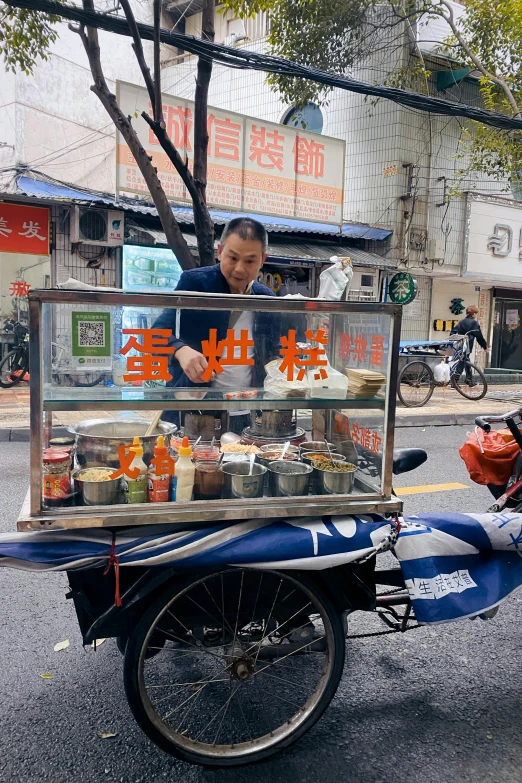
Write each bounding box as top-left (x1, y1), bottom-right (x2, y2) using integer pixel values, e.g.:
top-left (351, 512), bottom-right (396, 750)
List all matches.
top-left (14, 174), bottom-right (393, 240)
top-left (126, 221), bottom-right (396, 271)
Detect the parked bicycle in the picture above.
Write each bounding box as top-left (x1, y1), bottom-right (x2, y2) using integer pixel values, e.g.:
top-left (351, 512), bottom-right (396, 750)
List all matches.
top-left (0, 321), bottom-right (29, 388)
top-left (398, 330), bottom-right (488, 407)
top-left (0, 322), bottom-right (106, 389)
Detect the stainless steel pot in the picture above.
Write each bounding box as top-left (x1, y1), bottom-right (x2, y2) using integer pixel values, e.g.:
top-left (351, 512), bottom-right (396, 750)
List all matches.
top-left (221, 462), bottom-right (266, 499)
top-left (299, 440), bottom-right (335, 454)
top-left (315, 463), bottom-right (356, 495)
top-left (72, 467), bottom-right (123, 506)
top-left (250, 410), bottom-right (296, 438)
top-left (267, 461), bottom-right (312, 497)
top-left (69, 418), bottom-right (177, 469)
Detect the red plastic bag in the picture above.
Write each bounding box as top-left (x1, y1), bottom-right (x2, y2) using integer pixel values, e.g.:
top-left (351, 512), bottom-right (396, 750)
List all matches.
top-left (459, 428), bottom-right (520, 486)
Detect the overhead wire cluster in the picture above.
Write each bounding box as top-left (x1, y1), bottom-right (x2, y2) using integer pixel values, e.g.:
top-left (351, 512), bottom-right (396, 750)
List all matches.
top-left (5, 0), bottom-right (522, 132)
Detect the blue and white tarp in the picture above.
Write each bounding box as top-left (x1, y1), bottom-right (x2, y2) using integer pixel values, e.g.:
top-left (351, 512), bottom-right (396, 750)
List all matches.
top-left (3, 512), bottom-right (522, 625)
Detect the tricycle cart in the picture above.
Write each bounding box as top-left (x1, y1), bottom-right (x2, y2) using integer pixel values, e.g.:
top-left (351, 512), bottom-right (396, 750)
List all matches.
top-left (6, 289), bottom-right (509, 768)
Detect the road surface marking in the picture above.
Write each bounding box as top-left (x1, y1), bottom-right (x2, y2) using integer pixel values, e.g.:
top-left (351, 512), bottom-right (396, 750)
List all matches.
top-left (395, 482), bottom-right (469, 495)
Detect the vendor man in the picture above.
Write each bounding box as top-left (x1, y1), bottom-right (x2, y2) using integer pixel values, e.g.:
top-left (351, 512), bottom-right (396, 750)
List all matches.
top-left (153, 217), bottom-right (282, 428)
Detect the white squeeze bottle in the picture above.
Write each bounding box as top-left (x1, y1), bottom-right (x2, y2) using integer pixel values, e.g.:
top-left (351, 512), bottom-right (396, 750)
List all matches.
top-left (174, 436), bottom-right (195, 502)
top-left (123, 435), bottom-right (148, 504)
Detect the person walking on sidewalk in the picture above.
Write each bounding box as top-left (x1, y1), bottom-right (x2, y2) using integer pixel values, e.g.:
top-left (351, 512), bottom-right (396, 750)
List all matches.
top-left (450, 305), bottom-right (488, 386)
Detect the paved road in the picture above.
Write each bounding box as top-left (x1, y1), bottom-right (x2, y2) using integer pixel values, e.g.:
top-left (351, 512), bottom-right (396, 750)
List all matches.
top-left (2, 427), bottom-right (522, 783)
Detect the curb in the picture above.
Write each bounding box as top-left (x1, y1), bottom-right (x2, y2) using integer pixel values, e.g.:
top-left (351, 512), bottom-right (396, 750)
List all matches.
top-left (0, 426), bottom-right (70, 442)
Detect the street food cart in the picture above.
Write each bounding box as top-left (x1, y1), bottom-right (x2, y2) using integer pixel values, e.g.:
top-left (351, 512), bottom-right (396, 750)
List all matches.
top-left (7, 289), bottom-right (522, 767)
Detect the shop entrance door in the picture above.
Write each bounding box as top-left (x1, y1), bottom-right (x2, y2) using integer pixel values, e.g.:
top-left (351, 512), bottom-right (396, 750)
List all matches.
top-left (492, 299), bottom-right (522, 370)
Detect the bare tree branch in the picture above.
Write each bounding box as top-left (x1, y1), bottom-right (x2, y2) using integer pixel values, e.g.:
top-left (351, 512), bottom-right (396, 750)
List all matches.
top-left (153, 0), bottom-right (162, 124)
top-left (73, 0), bottom-right (196, 269)
top-left (119, 0), bottom-right (156, 111)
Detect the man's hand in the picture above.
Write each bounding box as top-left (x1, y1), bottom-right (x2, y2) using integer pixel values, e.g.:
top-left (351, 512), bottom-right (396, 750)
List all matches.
top-left (175, 346), bottom-right (211, 384)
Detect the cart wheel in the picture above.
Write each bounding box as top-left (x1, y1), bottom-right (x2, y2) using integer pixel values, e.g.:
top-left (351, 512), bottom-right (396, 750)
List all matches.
top-left (397, 361), bottom-right (435, 408)
top-left (0, 349), bottom-right (28, 388)
top-left (450, 361), bottom-right (488, 400)
top-left (123, 568), bottom-right (345, 767)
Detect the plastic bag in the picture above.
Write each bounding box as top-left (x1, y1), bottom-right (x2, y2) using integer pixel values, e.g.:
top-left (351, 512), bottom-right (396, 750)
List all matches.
top-left (264, 359), bottom-right (310, 398)
top-left (318, 257), bottom-right (354, 300)
top-left (434, 360), bottom-right (450, 384)
top-left (459, 428), bottom-right (520, 486)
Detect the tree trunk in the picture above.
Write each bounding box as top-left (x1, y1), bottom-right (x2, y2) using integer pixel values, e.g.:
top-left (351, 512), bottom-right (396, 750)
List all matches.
top-left (193, 0), bottom-right (215, 266)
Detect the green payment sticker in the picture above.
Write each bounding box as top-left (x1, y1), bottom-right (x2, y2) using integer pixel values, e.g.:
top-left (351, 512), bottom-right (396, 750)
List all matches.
top-left (72, 312), bottom-right (111, 357)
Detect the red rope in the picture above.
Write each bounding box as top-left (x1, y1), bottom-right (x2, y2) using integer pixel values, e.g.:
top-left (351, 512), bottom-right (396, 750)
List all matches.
top-left (103, 533), bottom-right (122, 607)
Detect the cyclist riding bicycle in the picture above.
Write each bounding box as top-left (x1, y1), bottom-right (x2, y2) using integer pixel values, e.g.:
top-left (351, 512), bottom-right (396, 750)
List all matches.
top-left (450, 305), bottom-right (487, 386)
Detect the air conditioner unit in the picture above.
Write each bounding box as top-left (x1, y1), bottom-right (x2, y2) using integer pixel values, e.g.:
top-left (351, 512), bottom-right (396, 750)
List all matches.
top-left (70, 207), bottom-right (124, 246)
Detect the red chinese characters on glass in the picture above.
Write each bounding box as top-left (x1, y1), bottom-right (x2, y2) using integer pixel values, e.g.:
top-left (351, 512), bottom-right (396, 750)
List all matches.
top-left (9, 281), bottom-right (31, 297)
top-left (279, 329), bottom-right (329, 382)
top-left (201, 329), bottom-right (254, 382)
top-left (110, 445), bottom-right (140, 480)
top-left (338, 332), bottom-right (386, 369)
top-left (208, 114), bottom-right (241, 161)
top-left (249, 126), bottom-right (285, 171)
top-left (120, 328), bottom-right (174, 383)
top-left (351, 423), bottom-right (382, 455)
top-left (293, 136), bottom-right (325, 179)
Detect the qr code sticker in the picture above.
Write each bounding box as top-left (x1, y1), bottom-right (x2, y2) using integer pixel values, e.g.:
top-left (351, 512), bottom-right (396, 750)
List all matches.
top-left (78, 320), bottom-right (106, 348)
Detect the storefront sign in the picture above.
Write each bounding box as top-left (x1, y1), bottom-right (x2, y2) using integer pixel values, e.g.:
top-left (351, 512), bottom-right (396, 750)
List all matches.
top-left (388, 272), bottom-right (417, 305)
top-left (71, 312), bottom-right (112, 372)
top-left (0, 203), bottom-right (50, 255)
top-left (116, 81), bottom-right (345, 225)
top-left (465, 195), bottom-right (522, 282)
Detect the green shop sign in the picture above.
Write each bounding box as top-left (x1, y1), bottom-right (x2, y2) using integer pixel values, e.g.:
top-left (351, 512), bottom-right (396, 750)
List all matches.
top-left (388, 272), bottom-right (417, 305)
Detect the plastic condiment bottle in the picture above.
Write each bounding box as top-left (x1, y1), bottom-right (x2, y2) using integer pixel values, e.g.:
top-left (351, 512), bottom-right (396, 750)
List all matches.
top-left (123, 436), bottom-right (148, 504)
top-left (148, 435), bottom-right (171, 503)
top-left (173, 436), bottom-right (195, 502)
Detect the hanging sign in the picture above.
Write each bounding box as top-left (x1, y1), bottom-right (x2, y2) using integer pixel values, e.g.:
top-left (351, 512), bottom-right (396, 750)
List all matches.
top-left (388, 272), bottom-right (417, 305)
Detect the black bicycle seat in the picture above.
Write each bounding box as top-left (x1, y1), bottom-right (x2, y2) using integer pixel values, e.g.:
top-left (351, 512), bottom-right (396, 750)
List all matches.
top-left (393, 448), bottom-right (427, 475)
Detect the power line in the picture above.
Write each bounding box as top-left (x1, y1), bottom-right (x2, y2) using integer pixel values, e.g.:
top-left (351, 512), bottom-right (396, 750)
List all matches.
top-left (5, 0), bottom-right (522, 133)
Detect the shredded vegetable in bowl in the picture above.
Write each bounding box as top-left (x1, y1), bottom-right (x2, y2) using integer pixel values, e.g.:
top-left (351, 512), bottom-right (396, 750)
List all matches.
top-left (78, 468), bottom-right (112, 482)
top-left (220, 444), bottom-right (260, 454)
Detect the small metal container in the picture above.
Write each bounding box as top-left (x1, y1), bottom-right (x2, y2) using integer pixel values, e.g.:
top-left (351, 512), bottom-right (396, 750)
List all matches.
top-left (72, 467), bottom-right (123, 506)
top-left (315, 463), bottom-right (357, 495)
top-left (299, 440), bottom-right (335, 455)
top-left (267, 460), bottom-right (312, 497)
top-left (259, 443), bottom-right (300, 455)
top-left (301, 451), bottom-right (346, 466)
top-left (221, 462), bottom-right (267, 499)
top-left (258, 452), bottom-right (299, 469)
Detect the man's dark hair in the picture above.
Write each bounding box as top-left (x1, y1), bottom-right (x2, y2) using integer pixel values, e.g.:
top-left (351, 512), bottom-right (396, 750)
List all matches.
top-left (220, 217), bottom-right (268, 254)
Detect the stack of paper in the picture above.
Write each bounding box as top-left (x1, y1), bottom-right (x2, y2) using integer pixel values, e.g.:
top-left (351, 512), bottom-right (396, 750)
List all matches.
top-left (345, 368), bottom-right (386, 398)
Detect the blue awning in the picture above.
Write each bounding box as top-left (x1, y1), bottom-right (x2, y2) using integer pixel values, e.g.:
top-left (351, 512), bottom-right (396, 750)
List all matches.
top-left (15, 175), bottom-right (392, 240)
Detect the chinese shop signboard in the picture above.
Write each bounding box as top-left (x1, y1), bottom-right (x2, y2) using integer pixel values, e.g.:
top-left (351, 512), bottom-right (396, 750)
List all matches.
top-left (116, 81), bottom-right (345, 225)
top-left (0, 203), bottom-right (50, 255)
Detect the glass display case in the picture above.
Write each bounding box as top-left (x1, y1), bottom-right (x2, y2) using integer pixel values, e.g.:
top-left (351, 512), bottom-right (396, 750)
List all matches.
top-left (18, 289), bottom-right (403, 530)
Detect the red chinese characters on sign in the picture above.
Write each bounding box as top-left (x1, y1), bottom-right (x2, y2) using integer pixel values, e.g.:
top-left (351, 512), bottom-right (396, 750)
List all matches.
top-left (279, 329), bottom-right (329, 382)
top-left (249, 126), bottom-right (285, 171)
top-left (110, 445), bottom-right (141, 480)
top-left (208, 114), bottom-right (242, 161)
top-left (9, 281), bottom-right (31, 297)
top-left (293, 136), bottom-right (325, 179)
top-left (0, 203), bottom-right (50, 255)
top-left (201, 329), bottom-right (255, 382)
top-left (120, 329), bottom-right (174, 383)
top-left (150, 452), bottom-right (176, 477)
top-left (148, 103), bottom-right (193, 150)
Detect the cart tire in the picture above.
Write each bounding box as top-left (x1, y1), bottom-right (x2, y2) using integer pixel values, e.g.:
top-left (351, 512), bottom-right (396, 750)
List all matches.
top-left (123, 568), bottom-right (345, 767)
top-left (0, 349), bottom-right (28, 388)
top-left (397, 360), bottom-right (435, 408)
top-left (450, 361), bottom-right (488, 400)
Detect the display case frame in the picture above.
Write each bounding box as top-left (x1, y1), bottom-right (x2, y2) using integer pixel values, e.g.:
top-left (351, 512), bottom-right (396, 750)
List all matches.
top-left (18, 288), bottom-right (403, 530)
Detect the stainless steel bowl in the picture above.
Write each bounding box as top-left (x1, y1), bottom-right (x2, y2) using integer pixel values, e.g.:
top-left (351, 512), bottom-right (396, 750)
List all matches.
top-left (315, 463), bottom-right (356, 495)
top-left (259, 443), bottom-right (300, 454)
top-left (299, 440), bottom-right (335, 454)
top-left (72, 467), bottom-right (122, 506)
top-left (69, 418), bottom-right (177, 469)
top-left (221, 462), bottom-right (267, 499)
top-left (267, 460), bottom-right (312, 497)
top-left (301, 451), bottom-right (346, 466)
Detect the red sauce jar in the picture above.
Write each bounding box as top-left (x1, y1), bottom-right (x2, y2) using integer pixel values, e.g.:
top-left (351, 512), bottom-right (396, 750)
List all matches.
top-left (42, 449), bottom-right (71, 506)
